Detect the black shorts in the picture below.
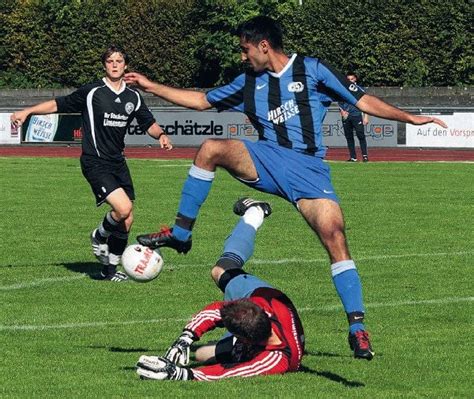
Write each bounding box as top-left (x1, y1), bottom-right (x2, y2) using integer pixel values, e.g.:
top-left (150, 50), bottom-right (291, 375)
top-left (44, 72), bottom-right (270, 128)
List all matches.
top-left (80, 155), bottom-right (135, 206)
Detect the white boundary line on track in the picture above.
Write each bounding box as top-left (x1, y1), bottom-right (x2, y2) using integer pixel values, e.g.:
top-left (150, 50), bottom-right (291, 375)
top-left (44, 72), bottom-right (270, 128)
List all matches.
top-left (0, 250), bottom-right (472, 291)
top-left (1, 296), bottom-right (472, 332)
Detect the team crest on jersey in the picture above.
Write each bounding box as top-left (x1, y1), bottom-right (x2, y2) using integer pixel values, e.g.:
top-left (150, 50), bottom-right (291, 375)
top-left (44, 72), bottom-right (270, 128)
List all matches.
top-left (288, 81), bottom-right (304, 93)
top-left (349, 84), bottom-right (358, 92)
top-left (125, 102), bottom-right (134, 114)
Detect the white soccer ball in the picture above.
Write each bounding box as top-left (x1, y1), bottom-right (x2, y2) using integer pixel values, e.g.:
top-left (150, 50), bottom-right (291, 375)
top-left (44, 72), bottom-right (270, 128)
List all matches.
top-left (122, 244), bottom-right (164, 282)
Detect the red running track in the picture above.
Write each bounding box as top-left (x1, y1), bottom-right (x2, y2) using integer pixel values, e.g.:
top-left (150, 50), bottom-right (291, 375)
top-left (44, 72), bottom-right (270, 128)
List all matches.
top-left (0, 145), bottom-right (473, 162)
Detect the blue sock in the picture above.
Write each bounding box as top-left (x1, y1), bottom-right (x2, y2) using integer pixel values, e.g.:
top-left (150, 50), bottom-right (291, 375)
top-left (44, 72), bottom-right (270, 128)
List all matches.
top-left (222, 219), bottom-right (257, 263)
top-left (331, 260), bottom-right (366, 333)
top-left (173, 165), bottom-right (214, 241)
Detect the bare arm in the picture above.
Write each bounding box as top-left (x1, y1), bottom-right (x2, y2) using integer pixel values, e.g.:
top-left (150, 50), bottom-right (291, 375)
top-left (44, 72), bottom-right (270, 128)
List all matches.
top-left (124, 72), bottom-right (212, 111)
top-left (11, 100), bottom-right (58, 127)
top-left (356, 94), bottom-right (447, 128)
top-left (362, 112), bottom-right (369, 125)
top-left (147, 123), bottom-right (173, 150)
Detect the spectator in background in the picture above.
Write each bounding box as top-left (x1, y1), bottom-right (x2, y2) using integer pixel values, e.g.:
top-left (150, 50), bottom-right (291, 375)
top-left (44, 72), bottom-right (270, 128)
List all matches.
top-left (339, 73), bottom-right (370, 162)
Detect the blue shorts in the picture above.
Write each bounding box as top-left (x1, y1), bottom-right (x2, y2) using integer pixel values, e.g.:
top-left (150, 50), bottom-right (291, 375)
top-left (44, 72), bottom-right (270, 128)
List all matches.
top-left (223, 274), bottom-right (273, 301)
top-left (239, 140), bottom-right (339, 204)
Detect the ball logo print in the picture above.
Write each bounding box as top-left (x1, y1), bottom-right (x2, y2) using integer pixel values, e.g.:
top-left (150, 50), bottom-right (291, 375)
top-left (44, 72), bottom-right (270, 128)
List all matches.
top-left (122, 244), bottom-right (164, 282)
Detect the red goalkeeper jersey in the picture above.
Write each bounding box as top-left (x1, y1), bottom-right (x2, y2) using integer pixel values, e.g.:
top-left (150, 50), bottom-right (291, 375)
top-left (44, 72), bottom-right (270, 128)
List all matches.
top-left (183, 287), bottom-right (305, 381)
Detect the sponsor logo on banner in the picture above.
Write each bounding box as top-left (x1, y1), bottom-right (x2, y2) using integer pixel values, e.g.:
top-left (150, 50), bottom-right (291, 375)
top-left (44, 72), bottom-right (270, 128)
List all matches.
top-left (406, 113), bottom-right (473, 148)
top-left (0, 113), bottom-right (22, 144)
top-left (228, 118), bottom-right (257, 137)
top-left (25, 114), bottom-right (59, 142)
top-left (162, 120), bottom-right (224, 136)
top-left (73, 127), bottom-right (83, 141)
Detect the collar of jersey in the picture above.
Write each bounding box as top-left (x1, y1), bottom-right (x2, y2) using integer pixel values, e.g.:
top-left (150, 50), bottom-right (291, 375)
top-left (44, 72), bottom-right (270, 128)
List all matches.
top-left (267, 53), bottom-right (297, 78)
top-left (102, 77), bottom-right (126, 95)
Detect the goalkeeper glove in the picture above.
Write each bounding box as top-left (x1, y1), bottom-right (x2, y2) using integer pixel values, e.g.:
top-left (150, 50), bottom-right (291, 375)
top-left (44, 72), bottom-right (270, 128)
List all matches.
top-left (165, 330), bottom-right (195, 366)
top-left (136, 355), bottom-right (192, 381)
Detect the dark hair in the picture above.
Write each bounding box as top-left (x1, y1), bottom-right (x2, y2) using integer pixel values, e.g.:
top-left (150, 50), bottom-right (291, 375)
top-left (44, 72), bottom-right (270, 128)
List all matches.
top-left (221, 299), bottom-right (271, 343)
top-left (237, 16), bottom-right (283, 50)
top-left (101, 45), bottom-right (129, 66)
top-left (346, 72), bottom-right (358, 80)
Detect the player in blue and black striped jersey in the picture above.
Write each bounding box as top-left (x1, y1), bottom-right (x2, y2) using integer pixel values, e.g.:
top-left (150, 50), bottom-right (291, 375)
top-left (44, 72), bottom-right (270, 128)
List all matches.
top-left (125, 16), bottom-right (447, 360)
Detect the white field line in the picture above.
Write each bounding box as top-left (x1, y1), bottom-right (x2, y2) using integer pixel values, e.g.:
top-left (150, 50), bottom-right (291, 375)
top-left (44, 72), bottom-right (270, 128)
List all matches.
top-left (0, 274), bottom-right (86, 290)
top-left (150, 163), bottom-right (192, 167)
top-left (0, 250), bottom-right (472, 291)
top-left (298, 296), bottom-right (474, 312)
top-left (249, 250), bottom-right (474, 265)
top-left (1, 296), bottom-right (472, 332)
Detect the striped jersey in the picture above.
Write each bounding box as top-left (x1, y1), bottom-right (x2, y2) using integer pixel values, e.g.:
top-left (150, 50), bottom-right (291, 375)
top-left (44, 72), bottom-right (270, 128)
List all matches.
top-left (206, 54), bottom-right (365, 157)
top-left (56, 78), bottom-right (155, 161)
top-left (184, 287), bottom-right (305, 381)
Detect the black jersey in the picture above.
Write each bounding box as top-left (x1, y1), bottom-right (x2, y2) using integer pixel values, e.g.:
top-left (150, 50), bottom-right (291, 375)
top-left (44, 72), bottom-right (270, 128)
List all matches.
top-left (56, 78), bottom-right (155, 161)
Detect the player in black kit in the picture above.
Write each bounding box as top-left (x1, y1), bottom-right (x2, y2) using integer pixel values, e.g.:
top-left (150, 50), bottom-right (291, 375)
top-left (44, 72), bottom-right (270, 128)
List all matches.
top-left (11, 45), bottom-right (172, 281)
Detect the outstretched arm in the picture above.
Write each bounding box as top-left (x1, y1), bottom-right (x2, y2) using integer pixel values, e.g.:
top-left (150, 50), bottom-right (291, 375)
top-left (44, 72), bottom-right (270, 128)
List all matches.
top-left (11, 100), bottom-right (58, 127)
top-left (124, 72), bottom-right (212, 111)
top-left (356, 94), bottom-right (447, 128)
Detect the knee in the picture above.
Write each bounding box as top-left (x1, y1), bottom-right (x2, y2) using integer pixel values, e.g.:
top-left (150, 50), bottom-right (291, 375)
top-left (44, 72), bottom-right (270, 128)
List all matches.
top-left (197, 139), bottom-right (224, 164)
top-left (113, 204), bottom-right (133, 223)
top-left (320, 225), bottom-right (346, 245)
top-left (195, 345), bottom-right (216, 363)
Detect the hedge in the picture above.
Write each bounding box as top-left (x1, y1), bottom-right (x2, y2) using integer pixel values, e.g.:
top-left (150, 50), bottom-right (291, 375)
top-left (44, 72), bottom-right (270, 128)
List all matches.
top-left (0, 0), bottom-right (471, 88)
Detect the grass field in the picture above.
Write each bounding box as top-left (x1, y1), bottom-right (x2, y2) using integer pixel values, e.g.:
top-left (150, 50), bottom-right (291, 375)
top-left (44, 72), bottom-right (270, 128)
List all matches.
top-left (0, 157), bottom-right (472, 398)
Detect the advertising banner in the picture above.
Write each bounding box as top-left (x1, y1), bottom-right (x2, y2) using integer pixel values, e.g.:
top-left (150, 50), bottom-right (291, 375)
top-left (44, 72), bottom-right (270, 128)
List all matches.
top-left (321, 110), bottom-right (397, 147)
top-left (22, 114), bottom-right (83, 142)
top-left (19, 108), bottom-right (398, 147)
top-left (125, 108), bottom-right (398, 147)
top-left (0, 113), bottom-right (21, 144)
top-left (406, 113), bottom-right (473, 148)
top-left (25, 114), bottom-right (60, 142)
top-left (126, 109), bottom-right (258, 146)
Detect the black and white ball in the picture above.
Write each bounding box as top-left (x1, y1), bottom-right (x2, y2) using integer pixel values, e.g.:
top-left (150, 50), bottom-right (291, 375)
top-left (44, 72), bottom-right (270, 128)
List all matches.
top-left (122, 244), bottom-right (164, 282)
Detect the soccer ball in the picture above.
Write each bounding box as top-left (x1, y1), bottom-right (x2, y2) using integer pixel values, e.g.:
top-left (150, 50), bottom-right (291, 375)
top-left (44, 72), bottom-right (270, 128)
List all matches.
top-left (122, 244), bottom-right (164, 282)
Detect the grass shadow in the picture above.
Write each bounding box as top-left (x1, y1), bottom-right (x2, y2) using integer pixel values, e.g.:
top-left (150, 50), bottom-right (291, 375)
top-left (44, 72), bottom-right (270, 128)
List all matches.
top-left (304, 349), bottom-right (345, 358)
top-left (300, 365), bottom-right (365, 388)
top-left (61, 261), bottom-right (102, 279)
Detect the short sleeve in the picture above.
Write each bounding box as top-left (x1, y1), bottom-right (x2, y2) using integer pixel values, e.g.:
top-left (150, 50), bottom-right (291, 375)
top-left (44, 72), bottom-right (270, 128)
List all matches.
top-left (315, 60), bottom-right (366, 105)
top-left (55, 84), bottom-right (93, 113)
top-left (206, 74), bottom-right (245, 112)
top-left (133, 91), bottom-right (155, 132)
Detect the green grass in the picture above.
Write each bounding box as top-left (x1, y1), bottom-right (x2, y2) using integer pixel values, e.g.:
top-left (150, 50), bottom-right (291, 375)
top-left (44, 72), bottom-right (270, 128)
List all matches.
top-left (0, 157), bottom-right (472, 398)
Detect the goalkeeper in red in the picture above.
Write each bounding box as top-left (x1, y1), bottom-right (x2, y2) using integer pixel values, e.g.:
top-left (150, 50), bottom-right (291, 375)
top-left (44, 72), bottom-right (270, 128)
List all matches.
top-left (136, 198), bottom-right (305, 381)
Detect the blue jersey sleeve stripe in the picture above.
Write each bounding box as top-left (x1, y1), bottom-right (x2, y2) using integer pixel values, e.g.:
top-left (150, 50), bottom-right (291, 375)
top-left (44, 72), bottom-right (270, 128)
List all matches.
top-left (210, 88), bottom-right (244, 112)
top-left (317, 61), bottom-right (365, 105)
top-left (294, 56), bottom-right (316, 154)
top-left (206, 74), bottom-right (245, 111)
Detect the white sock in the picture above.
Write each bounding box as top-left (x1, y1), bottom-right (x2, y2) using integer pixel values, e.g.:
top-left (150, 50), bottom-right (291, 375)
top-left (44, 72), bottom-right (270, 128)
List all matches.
top-left (242, 206), bottom-right (264, 230)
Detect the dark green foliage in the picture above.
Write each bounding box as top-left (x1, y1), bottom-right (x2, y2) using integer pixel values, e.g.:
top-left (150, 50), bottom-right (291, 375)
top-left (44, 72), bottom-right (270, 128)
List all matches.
top-left (0, 0), bottom-right (471, 88)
